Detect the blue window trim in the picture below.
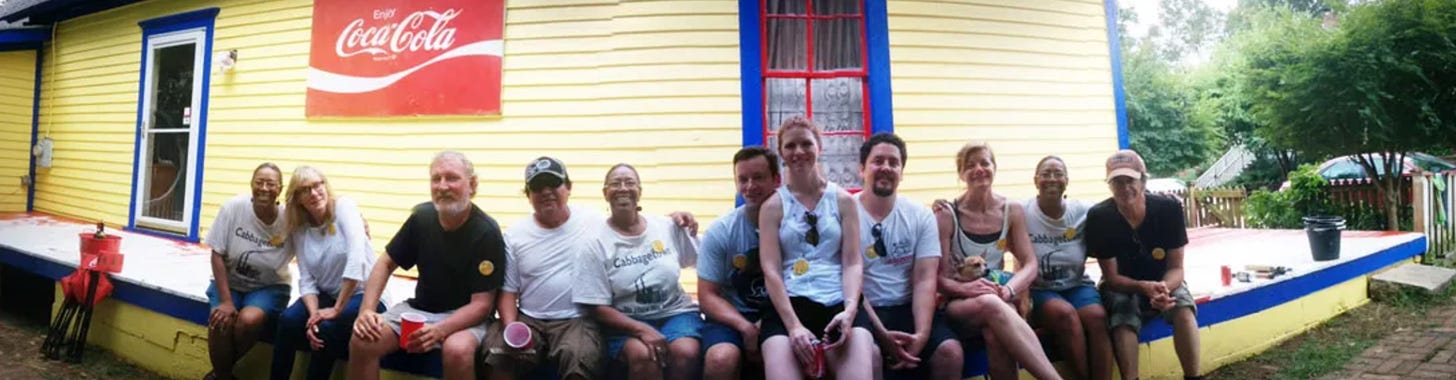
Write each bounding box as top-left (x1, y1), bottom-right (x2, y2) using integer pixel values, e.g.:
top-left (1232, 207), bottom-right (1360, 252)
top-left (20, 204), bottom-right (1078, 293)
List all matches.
top-left (737, 0), bottom-right (894, 146)
top-left (127, 8), bottom-right (219, 243)
top-left (1104, 0), bottom-right (1129, 149)
top-left (28, 46), bottom-right (42, 211)
top-left (736, 0), bottom-right (893, 205)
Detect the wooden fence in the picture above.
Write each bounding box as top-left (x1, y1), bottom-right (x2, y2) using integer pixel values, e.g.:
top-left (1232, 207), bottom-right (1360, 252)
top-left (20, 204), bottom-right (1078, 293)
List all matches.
top-left (1150, 186), bottom-right (1247, 228)
top-left (1413, 173), bottom-right (1455, 262)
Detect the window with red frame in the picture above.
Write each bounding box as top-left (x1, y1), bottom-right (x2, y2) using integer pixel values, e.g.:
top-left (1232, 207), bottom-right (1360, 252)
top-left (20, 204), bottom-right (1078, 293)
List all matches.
top-left (763, 0), bottom-right (868, 189)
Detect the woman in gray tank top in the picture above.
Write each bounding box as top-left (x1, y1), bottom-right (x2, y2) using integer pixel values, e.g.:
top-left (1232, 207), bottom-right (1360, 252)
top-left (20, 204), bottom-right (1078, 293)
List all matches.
top-left (757, 116), bottom-right (875, 380)
top-left (934, 142), bottom-right (1061, 380)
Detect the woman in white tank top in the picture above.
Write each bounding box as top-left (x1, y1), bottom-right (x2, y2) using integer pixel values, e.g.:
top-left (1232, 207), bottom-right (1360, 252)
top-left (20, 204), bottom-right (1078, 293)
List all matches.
top-left (934, 142), bottom-right (1061, 380)
top-left (757, 116), bottom-right (875, 380)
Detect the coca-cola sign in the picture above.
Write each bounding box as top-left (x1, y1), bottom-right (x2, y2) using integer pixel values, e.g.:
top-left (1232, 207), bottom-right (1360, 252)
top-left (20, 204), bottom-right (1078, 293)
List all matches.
top-left (307, 0), bottom-right (503, 117)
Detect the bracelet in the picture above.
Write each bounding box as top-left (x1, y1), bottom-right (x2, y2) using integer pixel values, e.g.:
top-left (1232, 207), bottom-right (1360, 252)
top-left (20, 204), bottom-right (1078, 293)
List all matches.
top-left (1004, 284), bottom-right (1017, 301)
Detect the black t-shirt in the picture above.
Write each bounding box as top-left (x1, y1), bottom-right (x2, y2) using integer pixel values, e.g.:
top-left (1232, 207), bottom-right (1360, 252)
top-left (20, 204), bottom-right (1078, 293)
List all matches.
top-left (386, 202), bottom-right (507, 313)
top-left (1085, 193), bottom-right (1188, 282)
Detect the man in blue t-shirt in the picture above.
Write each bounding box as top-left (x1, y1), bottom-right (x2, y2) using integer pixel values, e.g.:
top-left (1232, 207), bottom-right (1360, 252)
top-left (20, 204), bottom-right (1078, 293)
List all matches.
top-left (697, 146), bottom-right (781, 380)
top-left (1085, 150), bottom-right (1201, 380)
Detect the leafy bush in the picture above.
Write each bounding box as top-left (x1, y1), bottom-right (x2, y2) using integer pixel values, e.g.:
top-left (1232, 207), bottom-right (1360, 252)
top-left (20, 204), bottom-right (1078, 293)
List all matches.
top-left (1244, 164), bottom-right (1411, 230)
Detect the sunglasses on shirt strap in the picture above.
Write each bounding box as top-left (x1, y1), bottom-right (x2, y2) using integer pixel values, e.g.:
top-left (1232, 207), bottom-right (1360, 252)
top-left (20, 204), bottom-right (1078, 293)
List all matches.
top-left (805, 212), bottom-right (819, 246)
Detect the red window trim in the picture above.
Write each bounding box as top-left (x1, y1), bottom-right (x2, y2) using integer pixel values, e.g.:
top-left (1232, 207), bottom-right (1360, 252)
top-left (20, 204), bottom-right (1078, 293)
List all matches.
top-left (759, 0), bottom-right (873, 146)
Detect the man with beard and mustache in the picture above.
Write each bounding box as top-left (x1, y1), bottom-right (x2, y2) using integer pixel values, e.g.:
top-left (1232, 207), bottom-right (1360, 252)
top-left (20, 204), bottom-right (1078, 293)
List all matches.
top-left (697, 147), bottom-right (781, 380)
top-left (349, 151), bottom-right (507, 380)
top-left (854, 133), bottom-right (963, 380)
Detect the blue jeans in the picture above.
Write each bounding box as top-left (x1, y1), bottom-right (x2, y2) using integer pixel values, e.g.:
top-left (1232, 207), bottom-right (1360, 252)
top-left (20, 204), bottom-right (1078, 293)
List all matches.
top-left (270, 293), bottom-right (382, 380)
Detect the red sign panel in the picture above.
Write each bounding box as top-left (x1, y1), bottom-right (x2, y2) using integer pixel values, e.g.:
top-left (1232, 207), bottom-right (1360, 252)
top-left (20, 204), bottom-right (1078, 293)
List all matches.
top-left (307, 0), bottom-right (504, 117)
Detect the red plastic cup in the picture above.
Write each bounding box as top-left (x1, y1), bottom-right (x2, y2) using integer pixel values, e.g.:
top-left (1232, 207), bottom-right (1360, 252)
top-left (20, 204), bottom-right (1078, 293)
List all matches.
top-left (399, 312), bottom-right (426, 350)
top-left (1221, 265), bottom-right (1233, 287)
top-left (504, 321), bottom-right (533, 349)
top-left (804, 339), bottom-right (828, 378)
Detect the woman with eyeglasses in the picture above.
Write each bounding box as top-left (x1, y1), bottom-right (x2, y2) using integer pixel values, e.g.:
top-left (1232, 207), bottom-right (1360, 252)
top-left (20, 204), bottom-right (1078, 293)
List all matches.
top-left (1024, 156), bottom-right (1111, 380)
top-left (205, 163), bottom-right (293, 380)
top-left (758, 116), bottom-right (875, 380)
top-left (271, 166), bottom-right (382, 380)
top-left (575, 163), bottom-right (703, 380)
top-left (933, 143), bottom-right (1061, 380)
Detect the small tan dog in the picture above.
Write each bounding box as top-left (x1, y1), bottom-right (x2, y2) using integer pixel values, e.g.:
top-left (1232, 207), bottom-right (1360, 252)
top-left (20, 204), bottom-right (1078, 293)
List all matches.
top-left (954, 256), bottom-right (1032, 319)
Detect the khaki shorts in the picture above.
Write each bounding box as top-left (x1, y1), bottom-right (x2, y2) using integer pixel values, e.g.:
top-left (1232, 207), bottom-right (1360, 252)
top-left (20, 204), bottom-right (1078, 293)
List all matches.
top-left (1102, 282), bottom-right (1197, 333)
top-left (382, 301), bottom-right (488, 344)
top-left (481, 314), bottom-right (603, 379)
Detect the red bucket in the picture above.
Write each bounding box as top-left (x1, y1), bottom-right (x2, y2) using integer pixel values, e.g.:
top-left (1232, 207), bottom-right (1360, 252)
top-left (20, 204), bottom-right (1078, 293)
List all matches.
top-left (79, 233), bottom-right (121, 256)
top-left (78, 233), bottom-right (124, 273)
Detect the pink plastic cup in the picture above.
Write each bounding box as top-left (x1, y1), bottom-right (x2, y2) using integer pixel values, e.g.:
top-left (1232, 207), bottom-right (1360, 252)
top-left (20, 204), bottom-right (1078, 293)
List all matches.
top-left (503, 321), bottom-right (533, 349)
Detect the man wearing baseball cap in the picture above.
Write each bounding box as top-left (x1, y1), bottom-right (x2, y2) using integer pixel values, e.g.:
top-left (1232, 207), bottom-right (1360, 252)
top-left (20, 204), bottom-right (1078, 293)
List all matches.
top-left (483, 156), bottom-right (607, 380)
top-left (1083, 150), bottom-right (1201, 380)
top-left (484, 156), bottom-right (699, 380)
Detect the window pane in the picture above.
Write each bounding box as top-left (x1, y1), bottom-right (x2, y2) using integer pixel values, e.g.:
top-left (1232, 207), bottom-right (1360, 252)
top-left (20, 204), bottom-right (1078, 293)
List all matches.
top-left (811, 78), bottom-right (864, 133)
top-left (763, 134), bottom-right (865, 189)
top-left (149, 44), bottom-right (195, 130)
top-left (814, 18), bottom-right (862, 71)
top-left (766, 78), bottom-right (807, 132)
top-left (766, 0), bottom-right (806, 15)
top-left (822, 134), bottom-right (865, 189)
top-left (144, 132), bottom-right (189, 222)
top-left (766, 19), bottom-right (807, 70)
top-left (813, 0), bottom-right (860, 15)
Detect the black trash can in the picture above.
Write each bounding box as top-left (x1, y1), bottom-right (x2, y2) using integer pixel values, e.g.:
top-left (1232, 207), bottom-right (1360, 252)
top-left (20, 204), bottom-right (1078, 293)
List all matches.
top-left (1303, 215), bottom-right (1345, 261)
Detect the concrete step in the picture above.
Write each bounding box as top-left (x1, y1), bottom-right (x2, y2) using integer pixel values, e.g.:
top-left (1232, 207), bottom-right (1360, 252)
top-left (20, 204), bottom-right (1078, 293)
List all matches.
top-left (1370, 263), bottom-right (1456, 297)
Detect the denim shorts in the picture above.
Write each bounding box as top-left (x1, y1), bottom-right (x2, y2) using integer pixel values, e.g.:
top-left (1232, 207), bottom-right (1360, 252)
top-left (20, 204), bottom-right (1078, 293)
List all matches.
top-left (699, 312), bottom-right (761, 351)
top-left (606, 311), bottom-right (704, 359)
top-left (205, 281), bottom-right (291, 316)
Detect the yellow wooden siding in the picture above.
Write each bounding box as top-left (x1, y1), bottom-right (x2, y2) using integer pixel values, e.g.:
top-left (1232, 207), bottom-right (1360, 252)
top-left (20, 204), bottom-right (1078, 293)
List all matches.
top-left (0, 50), bottom-right (34, 212)
top-left (889, 0), bottom-right (1120, 203)
top-left (32, 0), bottom-right (742, 254)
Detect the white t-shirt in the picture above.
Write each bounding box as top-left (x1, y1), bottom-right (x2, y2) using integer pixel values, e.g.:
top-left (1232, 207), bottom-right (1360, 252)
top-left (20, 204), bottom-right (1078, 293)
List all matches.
top-left (856, 194), bottom-right (941, 307)
top-left (504, 205), bottom-right (605, 320)
top-left (575, 214), bottom-right (699, 320)
top-left (206, 194), bottom-right (291, 292)
top-left (289, 197), bottom-right (375, 299)
top-left (1023, 198), bottom-right (1093, 291)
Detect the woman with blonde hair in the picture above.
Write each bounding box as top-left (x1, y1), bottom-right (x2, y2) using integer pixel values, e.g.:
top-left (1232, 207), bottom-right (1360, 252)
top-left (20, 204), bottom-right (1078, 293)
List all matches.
top-left (271, 166), bottom-right (381, 380)
top-left (935, 142), bottom-right (1061, 380)
top-left (758, 116), bottom-right (875, 380)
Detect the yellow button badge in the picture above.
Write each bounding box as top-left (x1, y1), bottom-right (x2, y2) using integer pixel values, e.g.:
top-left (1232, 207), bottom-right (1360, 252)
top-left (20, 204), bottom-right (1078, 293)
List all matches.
top-left (1151, 247), bottom-right (1166, 260)
top-left (478, 260), bottom-right (495, 276)
top-left (732, 254), bottom-right (748, 270)
top-left (793, 258), bottom-right (810, 276)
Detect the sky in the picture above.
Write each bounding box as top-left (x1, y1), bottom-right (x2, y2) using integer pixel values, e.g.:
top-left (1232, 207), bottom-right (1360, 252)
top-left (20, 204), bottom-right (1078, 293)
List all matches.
top-left (1121, 0), bottom-right (1241, 64)
top-left (1121, 0), bottom-right (1240, 39)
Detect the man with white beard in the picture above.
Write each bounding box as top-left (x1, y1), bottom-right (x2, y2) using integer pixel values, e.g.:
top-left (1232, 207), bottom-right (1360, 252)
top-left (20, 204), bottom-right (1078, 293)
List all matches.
top-left (349, 151), bottom-right (507, 380)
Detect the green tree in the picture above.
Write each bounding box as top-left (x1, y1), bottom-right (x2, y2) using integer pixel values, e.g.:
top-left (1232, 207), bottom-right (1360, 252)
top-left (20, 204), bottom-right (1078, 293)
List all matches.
top-left (1119, 6), bottom-right (1221, 177)
top-left (1241, 0), bottom-right (1456, 230)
